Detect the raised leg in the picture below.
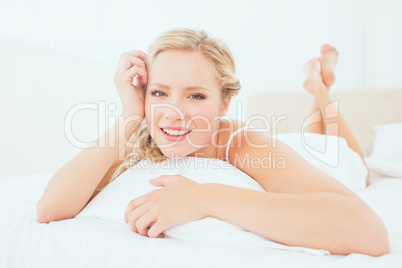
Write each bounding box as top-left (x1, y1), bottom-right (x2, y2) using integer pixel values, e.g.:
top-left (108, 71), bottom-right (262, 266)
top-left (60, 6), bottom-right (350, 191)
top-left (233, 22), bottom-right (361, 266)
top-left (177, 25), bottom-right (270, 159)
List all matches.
top-left (304, 45), bottom-right (339, 135)
top-left (305, 94), bottom-right (326, 135)
top-left (302, 46), bottom-right (370, 186)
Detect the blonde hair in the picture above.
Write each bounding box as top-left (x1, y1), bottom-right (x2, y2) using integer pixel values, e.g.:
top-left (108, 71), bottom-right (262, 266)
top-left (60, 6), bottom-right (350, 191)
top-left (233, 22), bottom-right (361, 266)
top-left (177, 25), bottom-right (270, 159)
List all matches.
top-left (96, 28), bottom-right (241, 192)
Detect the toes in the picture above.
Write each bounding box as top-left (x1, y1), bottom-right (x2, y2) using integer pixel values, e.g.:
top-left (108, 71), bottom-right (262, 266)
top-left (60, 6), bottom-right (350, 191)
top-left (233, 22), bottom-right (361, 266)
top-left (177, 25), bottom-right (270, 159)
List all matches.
top-left (321, 45), bottom-right (338, 53)
top-left (320, 45), bottom-right (339, 62)
top-left (321, 44), bottom-right (335, 51)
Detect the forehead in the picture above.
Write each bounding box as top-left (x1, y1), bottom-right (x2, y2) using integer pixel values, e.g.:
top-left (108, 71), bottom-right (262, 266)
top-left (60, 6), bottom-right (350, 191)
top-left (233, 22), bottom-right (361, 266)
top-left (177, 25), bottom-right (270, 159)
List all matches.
top-left (148, 50), bottom-right (219, 90)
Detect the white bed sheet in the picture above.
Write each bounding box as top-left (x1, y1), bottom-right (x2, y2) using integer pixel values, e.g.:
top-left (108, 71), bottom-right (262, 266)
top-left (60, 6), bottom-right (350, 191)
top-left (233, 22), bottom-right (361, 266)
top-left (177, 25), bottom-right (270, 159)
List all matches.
top-left (1, 171), bottom-right (402, 268)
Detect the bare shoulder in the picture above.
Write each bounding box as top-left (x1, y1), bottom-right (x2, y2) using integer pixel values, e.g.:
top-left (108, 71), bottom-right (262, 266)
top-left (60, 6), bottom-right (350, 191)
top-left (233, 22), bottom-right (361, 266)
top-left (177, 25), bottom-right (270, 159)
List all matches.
top-left (218, 118), bottom-right (250, 159)
top-left (221, 118), bottom-right (271, 153)
top-left (228, 129), bottom-right (358, 197)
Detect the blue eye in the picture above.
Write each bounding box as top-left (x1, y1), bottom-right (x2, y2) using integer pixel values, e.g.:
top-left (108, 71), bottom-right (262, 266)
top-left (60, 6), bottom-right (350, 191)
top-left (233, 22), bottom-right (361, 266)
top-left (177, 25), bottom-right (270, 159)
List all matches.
top-left (150, 90), bottom-right (166, 97)
top-left (150, 90), bottom-right (205, 100)
top-left (190, 94), bottom-right (206, 100)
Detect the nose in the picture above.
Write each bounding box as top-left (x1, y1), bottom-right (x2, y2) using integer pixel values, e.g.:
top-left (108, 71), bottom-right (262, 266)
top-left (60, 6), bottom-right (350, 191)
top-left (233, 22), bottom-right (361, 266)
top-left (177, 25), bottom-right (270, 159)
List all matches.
top-left (163, 103), bottom-right (186, 121)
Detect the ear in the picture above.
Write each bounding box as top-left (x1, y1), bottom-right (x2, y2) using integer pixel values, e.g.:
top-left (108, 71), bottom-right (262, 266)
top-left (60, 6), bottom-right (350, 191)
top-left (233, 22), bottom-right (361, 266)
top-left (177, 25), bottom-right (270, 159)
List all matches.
top-left (219, 97), bottom-right (231, 117)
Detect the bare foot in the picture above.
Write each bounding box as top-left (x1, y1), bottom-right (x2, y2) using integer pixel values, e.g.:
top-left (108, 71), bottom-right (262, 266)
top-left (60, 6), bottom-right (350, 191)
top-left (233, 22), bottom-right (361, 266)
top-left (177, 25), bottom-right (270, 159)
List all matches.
top-left (320, 44), bottom-right (339, 87)
top-left (303, 58), bottom-right (326, 95)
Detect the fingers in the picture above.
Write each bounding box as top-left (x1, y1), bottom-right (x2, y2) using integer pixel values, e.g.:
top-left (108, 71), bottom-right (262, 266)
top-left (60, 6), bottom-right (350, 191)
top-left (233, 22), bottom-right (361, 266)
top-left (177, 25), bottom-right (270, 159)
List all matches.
top-left (123, 65), bottom-right (147, 85)
top-left (125, 201), bottom-right (165, 238)
top-left (116, 56), bottom-right (147, 84)
top-left (155, 233), bottom-right (165, 238)
top-left (135, 211), bottom-right (157, 236)
top-left (116, 52), bottom-right (146, 73)
top-left (135, 75), bottom-right (144, 88)
top-left (126, 201), bottom-right (151, 232)
top-left (124, 189), bottom-right (161, 223)
top-left (123, 50), bottom-right (147, 62)
top-left (150, 175), bottom-right (183, 186)
top-left (150, 176), bottom-right (168, 186)
top-left (148, 220), bottom-right (167, 238)
top-left (124, 192), bottom-right (151, 223)
top-left (114, 51), bottom-right (148, 85)
top-left (120, 55), bottom-right (147, 75)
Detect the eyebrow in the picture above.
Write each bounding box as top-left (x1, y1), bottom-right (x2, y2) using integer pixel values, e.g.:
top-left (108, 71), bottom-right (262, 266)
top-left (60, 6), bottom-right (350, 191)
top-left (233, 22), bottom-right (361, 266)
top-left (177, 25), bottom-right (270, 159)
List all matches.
top-left (148, 83), bottom-right (210, 91)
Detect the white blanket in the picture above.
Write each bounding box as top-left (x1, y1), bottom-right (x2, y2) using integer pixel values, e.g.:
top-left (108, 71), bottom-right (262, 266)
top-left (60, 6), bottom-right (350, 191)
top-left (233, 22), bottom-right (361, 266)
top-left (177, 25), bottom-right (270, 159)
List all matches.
top-left (1, 161), bottom-right (402, 267)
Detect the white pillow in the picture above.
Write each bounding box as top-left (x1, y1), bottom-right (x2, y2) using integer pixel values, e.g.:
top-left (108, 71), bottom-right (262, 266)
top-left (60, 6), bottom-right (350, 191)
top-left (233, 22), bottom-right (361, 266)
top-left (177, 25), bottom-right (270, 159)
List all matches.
top-left (370, 123), bottom-right (402, 162)
top-left (75, 132), bottom-right (369, 255)
top-left (365, 123), bottom-right (402, 178)
top-left (76, 156), bottom-right (330, 255)
top-left (78, 157), bottom-right (266, 224)
top-left (274, 133), bottom-right (367, 191)
top-left (364, 158), bottom-right (402, 178)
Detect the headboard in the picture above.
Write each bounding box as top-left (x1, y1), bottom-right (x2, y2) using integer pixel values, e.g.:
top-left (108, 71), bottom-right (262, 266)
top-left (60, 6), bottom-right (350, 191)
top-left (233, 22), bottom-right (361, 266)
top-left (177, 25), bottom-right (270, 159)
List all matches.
top-left (246, 89), bottom-right (402, 156)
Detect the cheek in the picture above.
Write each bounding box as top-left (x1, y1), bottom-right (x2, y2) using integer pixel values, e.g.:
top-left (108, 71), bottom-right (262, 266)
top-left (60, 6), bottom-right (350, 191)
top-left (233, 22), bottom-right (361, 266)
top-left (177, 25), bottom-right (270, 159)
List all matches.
top-left (144, 95), bottom-right (152, 118)
top-left (188, 99), bottom-right (223, 134)
top-left (188, 104), bottom-right (220, 138)
top-left (186, 106), bottom-right (216, 130)
top-left (144, 99), bottom-right (157, 138)
top-left (189, 99), bottom-right (221, 117)
top-left (144, 97), bottom-right (162, 127)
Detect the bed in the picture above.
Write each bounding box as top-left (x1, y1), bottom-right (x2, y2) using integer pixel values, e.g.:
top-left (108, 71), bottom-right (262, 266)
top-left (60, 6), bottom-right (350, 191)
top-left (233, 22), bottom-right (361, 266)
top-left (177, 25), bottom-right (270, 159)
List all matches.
top-left (1, 91), bottom-right (402, 267)
top-left (1, 37), bottom-right (402, 267)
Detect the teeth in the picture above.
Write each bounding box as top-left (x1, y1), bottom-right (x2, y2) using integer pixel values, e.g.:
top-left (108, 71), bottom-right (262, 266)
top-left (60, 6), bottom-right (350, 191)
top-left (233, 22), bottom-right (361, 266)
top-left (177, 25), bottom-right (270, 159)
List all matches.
top-left (162, 128), bottom-right (190, 136)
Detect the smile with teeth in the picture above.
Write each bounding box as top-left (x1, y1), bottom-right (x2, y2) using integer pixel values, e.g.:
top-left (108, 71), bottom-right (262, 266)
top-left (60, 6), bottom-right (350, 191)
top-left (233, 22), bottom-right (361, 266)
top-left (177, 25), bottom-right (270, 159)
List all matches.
top-left (161, 128), bottom-right (191, 136)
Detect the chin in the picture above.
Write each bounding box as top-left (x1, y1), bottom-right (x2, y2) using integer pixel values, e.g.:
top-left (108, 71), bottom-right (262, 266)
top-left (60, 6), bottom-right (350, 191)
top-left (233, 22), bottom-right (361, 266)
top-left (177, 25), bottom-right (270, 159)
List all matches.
top-left (160, 148), bottom-right (189, 159)
top-left (156, 134), bottom-right (209, 159)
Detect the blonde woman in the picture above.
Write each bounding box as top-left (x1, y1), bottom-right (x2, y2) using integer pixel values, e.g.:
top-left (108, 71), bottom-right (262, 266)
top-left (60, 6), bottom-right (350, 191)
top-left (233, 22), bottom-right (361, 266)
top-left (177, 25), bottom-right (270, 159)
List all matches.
top-left (37, 28), bottom-right (388, 256)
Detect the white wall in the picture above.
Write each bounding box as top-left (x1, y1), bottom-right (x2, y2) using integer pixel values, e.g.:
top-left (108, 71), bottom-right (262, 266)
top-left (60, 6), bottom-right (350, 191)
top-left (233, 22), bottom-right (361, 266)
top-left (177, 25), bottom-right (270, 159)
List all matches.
top-left (364, 0), bottom-right (402, 89)
top-left (1, 0), bottom-right (379, 120)
top-left (327, 0), bottom-right (365, 90)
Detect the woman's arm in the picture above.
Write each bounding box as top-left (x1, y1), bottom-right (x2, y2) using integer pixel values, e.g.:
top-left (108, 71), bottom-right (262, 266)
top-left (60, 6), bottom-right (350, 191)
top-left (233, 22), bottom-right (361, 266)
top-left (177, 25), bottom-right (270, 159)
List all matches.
top-left (209, 130), bottom-right (389, 256)
top-left (37, 116), bottom-right (141, 223)
top-left (37, 50), bottom-right (148, 224)
top-left (125, 169), bottom-right (387, 256)
top-left (200, 183), bottom-right (388, 256)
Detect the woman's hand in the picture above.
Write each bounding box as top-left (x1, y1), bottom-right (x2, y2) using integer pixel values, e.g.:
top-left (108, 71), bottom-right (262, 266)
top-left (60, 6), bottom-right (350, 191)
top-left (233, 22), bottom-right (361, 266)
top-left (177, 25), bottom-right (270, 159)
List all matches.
top-left (113, 50), bottom-right (148, 118)
top-left (124, 175), bottom-right (208, 238)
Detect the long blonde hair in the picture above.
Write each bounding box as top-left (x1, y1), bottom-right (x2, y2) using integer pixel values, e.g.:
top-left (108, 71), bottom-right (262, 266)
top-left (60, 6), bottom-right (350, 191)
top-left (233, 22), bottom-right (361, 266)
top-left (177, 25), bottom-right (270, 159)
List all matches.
top-left (96, 28), bottom-right (241, 192)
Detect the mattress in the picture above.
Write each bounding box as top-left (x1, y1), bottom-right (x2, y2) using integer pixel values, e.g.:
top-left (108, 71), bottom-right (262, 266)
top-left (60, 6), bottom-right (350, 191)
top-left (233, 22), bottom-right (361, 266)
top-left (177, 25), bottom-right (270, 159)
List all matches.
top-left (1, 169), bottom-right (402, 267)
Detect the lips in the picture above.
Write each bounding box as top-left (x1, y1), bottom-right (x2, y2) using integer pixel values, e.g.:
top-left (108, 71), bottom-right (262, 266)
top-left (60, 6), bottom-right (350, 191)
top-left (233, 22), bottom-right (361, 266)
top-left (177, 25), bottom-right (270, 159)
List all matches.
top-left (161, 128), bottom-right (191, 135)
top-left (160, 126), bottom-right (192, 131)
top-left (160, 127), bottom-right (192, 142)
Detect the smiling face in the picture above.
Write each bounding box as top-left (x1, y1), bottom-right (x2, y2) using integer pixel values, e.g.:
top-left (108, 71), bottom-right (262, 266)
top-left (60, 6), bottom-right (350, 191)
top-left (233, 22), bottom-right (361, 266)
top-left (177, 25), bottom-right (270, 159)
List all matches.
top-left (145, 50), bottom-right (230, 159)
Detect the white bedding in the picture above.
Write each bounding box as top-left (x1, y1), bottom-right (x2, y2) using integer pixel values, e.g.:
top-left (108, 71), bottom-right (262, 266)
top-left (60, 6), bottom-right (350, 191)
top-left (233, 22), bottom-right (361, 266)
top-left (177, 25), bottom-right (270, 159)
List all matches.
top-left (76, 157), bottom-right (330, 256)
top-left (1, 165), bottom-right (402, 267)
top-left (73, 135), bottom-right (367, 257)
